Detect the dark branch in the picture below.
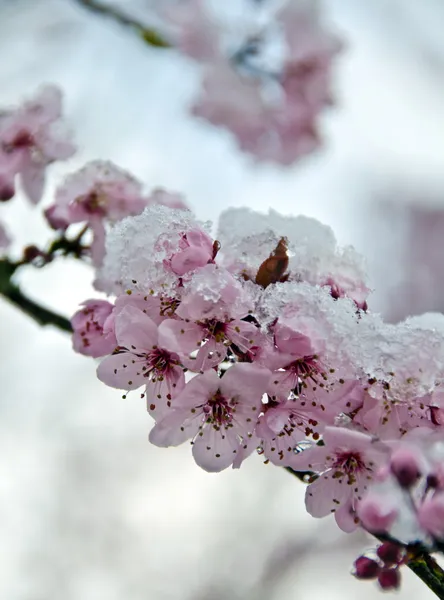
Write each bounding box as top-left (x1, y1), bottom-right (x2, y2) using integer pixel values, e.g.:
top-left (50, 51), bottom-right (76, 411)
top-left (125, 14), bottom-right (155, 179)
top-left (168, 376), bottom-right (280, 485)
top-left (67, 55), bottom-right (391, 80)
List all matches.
top-left (0, 259), bottom-right (72, 333)
top-left (73, 0), bottom-right (171, 48)
top-left (408, 554), bottom-right (444, 600)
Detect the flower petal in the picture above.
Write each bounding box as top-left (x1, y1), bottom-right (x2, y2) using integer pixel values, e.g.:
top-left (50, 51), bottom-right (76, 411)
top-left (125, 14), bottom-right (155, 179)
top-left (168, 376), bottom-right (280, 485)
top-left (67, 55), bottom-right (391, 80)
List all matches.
top-left (192, 426), bottom-right (240, 472)
top-left (20, 159), bottom-right (45, 204)
top-left (158, 318), bottom-right (203, 354)
top-left (115, 305), bottom-right (158, 350)
top-left (97, 352), bottom-right (145, 390)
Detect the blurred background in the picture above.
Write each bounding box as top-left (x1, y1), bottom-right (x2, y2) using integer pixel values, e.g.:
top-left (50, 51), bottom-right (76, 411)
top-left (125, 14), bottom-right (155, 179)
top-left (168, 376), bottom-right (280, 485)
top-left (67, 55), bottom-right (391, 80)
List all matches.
top-left (1, 0), bottom-right (444, 598)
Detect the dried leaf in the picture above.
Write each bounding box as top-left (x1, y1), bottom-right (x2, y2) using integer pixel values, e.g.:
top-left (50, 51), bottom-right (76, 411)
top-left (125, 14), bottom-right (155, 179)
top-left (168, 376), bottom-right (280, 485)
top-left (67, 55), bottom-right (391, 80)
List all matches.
top-left (255, 237), bottom-right (289, 289)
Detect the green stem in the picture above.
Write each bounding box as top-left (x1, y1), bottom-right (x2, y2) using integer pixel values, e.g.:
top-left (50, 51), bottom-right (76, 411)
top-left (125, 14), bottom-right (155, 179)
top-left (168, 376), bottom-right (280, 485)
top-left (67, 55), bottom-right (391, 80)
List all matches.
top-left (73, 0), bottom-right (171, 48)
top-left (407, 554), bottom-right (444, 600)
top-left (0, 259), bottom-right (72, 333)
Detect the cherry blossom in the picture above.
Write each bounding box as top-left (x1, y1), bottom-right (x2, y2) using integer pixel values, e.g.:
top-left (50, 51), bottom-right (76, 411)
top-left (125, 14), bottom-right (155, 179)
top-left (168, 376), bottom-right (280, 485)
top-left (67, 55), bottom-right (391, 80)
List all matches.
top-left (290, 427), bottom-right (386, 531)
top-left (159, 312), bottom-right (259, 373)
top-left (149, 363), bottom-right (270, 472)
top-left (97, 203), bottom-right (213, 295)
top-left (356, 429), bottom-right (444, 545)
top-left (256, 395), bottom-right (327, 466)
top-left (183, 0), bottom-right (342, 164)
top-left (45, 160), bottom-right (148, 266)
top-left (0, 85), bottom-right (75, 204)
top-left (97, 305), bottom-right (185, 412)
top-left (66, 193), bottom-right (444, 596)
top-left (71, 299), bottom-right (116, 358)
top-left (162, 0), bottom-right (220, 61)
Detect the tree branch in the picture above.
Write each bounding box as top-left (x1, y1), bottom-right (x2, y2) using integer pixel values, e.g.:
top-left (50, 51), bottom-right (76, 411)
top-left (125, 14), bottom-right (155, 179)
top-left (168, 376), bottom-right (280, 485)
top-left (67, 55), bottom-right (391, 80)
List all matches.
top-left (73, 0), bottom-right (171, 48)
top-left (0, 259), bottom-right (72, 333)
top-left (408, 554), bottom-right (444, 600)
top-left (285, 467), bottom-right (444, 599)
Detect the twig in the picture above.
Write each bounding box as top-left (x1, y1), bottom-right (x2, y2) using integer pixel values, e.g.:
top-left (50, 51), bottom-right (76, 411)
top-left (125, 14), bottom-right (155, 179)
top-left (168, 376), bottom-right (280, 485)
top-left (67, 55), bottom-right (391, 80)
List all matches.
top-left (0, 259), bottom-right (72, 333)
top-left (73, 0), bottom-right (171, 48)
top-left (407, 554), bottom-right (444, 600)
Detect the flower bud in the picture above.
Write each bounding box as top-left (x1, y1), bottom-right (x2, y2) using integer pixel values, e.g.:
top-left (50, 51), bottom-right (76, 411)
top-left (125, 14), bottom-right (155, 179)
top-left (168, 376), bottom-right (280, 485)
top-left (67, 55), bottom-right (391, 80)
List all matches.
top-left (418, 494), bottom-right (444, 539)
top-left (23, 245), bottom-right (43, 263)
top-left (357, 494), bottom-right (398, 533)
top-left (44, 206), bottom-right (69, 230)
top-left (376, 542), bottom-right (402, 566)
top-left (378, 568), bottom-right (400, 590)
top-left (354, 556), bottom-right (380, 580)
top-left (390, 447), bottom-right (421, 488)
top-left (0, 182), bottom-right (14, 202)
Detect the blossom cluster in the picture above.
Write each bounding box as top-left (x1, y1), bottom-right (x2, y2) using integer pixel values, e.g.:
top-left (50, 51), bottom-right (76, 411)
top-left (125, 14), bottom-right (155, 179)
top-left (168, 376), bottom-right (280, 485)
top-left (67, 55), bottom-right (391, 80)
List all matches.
top-left (69, 189), bottom-right (444, 581)
top-left (4, 79), bottom-right (444, 596)
top-left (160, 0), bottom-right (342, 164)
top-left (0, 85), bottom-right (188, 265)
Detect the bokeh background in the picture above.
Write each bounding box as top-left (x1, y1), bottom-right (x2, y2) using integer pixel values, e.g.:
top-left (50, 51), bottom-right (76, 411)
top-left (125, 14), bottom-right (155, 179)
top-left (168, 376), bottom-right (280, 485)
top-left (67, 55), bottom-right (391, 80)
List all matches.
top-left (1, 1), bottom-right (444, 598)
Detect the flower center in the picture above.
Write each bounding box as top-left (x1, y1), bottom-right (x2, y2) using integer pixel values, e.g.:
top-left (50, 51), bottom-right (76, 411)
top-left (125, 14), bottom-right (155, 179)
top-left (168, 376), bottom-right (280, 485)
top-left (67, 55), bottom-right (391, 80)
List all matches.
top-left (145, 348), bottom-right (176, 375)
top-left (332, 451), bottom-right (367, 475)
top-left (205, 320), bottom-right (227, 343)
top-left (10, 130), bottom-right (34, 150)
top-left (80, 191), bottom-right (108, 216)
top-left (203, 391), bottom-right (233, 427)
top-left (287, 355), bottom-right (328, 390)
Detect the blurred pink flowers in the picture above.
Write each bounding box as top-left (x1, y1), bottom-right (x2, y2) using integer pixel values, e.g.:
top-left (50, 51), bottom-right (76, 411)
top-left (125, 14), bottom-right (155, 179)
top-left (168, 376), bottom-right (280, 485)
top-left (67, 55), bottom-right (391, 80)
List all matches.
top-left (71, 299), bottom-right (116, 358)
top-left (162, 0), bottom-right (342, 165)
top-left (0, 85), bottom-right (75, 203)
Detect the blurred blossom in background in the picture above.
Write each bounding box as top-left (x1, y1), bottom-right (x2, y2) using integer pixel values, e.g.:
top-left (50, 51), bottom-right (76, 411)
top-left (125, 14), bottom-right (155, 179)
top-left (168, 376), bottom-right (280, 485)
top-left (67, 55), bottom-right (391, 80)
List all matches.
top-left (1, 0), bottom-right (444, 598)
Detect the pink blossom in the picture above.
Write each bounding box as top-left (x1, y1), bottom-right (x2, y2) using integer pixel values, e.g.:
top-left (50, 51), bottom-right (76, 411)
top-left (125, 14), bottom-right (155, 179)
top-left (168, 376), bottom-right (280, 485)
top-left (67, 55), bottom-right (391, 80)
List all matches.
top-left (290, 427), bottom-right (385, 531)
top-left (355, 386), bottom-right (434, 439)
top-left (389, 446), bottom-right (422, 488)
top-left (267, 353), bottom-right (328, 403)
top-left (175, 264), bottom-right (252, 321)
top-left (192, 64), bottom-right (320, 165)
top-left (161, 0), bottom-right (220, 61)
top-left (0, 150), bottom-right (22, 201)
top-left (190, 0), bottom-right (341, 165)
top-left (324, 276), bottom-right (369, 310)
top-left (113, 292), bottom-right (173, 326)
top-left (159, 314), bottom-right (259, 373)
top-left (149, 363), bottom-right (270, 472)
top-left (97, 305), bottom-right (185, 411)
top-left (0, 85), bottom-right (75, 204)
top-left (256, 396), bottom-right (327, 466)
top-left (418, 494), bottom-right (444, 539)
top-left (45, 161), bottom-right (147, 266)
top-left (97, 204), bottom-right (213, 296)
top-left (169, 228), bottom-right (214, 275)
top-left (274, 313), bottom-right (324, 357)
top-left (71, 299), bottom-right (117, 358)
top-left (357, 492), bottom-right (399, 534)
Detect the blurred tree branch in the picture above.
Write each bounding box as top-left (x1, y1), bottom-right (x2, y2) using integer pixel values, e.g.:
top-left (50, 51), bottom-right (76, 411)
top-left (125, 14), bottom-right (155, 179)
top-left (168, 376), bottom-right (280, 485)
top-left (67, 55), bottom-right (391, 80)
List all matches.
top-left (73, 0), bottom-right (171, 48)
top-left (0, 258), bottom-right (72, 332)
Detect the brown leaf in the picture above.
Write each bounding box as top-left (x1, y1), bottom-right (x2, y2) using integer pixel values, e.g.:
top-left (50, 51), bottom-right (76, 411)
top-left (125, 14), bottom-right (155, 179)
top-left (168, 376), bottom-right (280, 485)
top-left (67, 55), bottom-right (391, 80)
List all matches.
top-left (255, 237), bottom-right (289, 289)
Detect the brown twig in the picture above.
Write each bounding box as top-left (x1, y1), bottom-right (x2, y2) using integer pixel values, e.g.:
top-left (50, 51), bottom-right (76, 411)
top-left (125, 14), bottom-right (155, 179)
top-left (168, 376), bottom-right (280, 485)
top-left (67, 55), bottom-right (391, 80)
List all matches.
top-left (0, 258), bottom-right (72, 332)
top-left (73, 0), bottom-right (171, 48)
